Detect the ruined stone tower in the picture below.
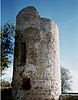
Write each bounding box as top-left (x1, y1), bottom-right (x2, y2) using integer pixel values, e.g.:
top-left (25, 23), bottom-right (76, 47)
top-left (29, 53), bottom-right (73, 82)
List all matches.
top-left (12, 6), bottom-right (61, 100)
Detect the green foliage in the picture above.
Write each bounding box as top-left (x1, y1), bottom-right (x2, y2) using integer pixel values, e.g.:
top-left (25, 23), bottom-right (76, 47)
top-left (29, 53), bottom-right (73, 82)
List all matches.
top-left (0, 80), bottom-right (11, 89)
top-left (1, 22), bottom-right (15, 75)
top-left (61, 67), bottom-right (72, 93)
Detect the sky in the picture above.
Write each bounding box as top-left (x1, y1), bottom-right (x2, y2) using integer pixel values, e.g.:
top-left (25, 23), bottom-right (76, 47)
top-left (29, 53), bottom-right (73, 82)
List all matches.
top-left (1, 0), bottom-right (78, 92)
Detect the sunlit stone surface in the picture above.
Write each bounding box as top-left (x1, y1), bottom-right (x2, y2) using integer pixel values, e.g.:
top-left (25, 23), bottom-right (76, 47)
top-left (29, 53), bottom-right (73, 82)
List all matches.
top-left (12, 6), bottom-right (61, 100)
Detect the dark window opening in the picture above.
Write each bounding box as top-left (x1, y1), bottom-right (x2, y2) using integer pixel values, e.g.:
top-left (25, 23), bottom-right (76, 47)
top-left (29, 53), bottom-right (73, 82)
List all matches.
top-left (20, 42), bottom-right (26, 66)
top-left (22, 78), bottom-right (31, 90)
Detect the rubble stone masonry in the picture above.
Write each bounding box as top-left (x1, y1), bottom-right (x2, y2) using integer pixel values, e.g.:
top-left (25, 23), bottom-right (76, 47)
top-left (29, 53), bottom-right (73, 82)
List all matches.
top-left (12, 6), bottom-right (61, 100)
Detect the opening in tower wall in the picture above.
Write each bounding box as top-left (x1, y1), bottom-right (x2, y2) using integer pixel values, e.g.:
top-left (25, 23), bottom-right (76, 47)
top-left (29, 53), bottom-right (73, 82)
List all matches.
top-left (20, 42), bottom-right (26, 66)
top-left (22, 78), bottom-right (31, 90)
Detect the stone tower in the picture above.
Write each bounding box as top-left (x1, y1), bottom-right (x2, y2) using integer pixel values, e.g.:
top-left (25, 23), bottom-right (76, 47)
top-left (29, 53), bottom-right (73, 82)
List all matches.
top-left (12, 6), bottom-right (61, 100)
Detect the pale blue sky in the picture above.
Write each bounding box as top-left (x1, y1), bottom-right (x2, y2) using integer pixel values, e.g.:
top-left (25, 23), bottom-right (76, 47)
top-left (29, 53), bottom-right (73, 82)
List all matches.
top-left (1, 0), bottom-right (78, 92)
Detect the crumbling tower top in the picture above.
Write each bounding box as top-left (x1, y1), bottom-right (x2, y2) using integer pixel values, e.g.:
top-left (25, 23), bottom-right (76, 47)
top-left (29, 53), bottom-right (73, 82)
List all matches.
top-left (17, 6), bottom-right (40, 18)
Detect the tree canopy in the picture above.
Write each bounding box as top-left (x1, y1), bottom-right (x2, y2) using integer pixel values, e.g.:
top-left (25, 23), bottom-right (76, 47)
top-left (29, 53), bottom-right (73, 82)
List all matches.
top-left (1, 22), bottom-right (15, 75)
top-left (61, 67), bottom-right (72, 93)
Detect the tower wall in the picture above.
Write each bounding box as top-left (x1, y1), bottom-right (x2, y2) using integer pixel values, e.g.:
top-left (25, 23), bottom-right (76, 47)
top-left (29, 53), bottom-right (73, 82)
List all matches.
top-left (12, 6), bottom-right (61, 100)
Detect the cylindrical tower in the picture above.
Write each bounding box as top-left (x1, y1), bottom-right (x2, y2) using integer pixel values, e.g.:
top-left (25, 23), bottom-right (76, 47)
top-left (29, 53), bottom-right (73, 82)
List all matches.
top-left (12, 6), bottom-right (61, 100)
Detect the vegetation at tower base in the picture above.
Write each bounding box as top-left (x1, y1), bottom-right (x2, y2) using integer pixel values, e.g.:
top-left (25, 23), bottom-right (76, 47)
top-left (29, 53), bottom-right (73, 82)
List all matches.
top-left (1, 21), bottom-right (15, 75)
top-left (0, 80), bottom-right (11, 90)
top-left (61, 67), bottom-right (72, 93)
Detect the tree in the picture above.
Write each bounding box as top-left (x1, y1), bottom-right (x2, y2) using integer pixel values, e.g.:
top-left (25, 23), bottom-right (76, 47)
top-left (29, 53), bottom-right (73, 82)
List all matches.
top-left (61, 67), bottom-right (72, 93)
top-left (1, 21), bottom-right (15, 75)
